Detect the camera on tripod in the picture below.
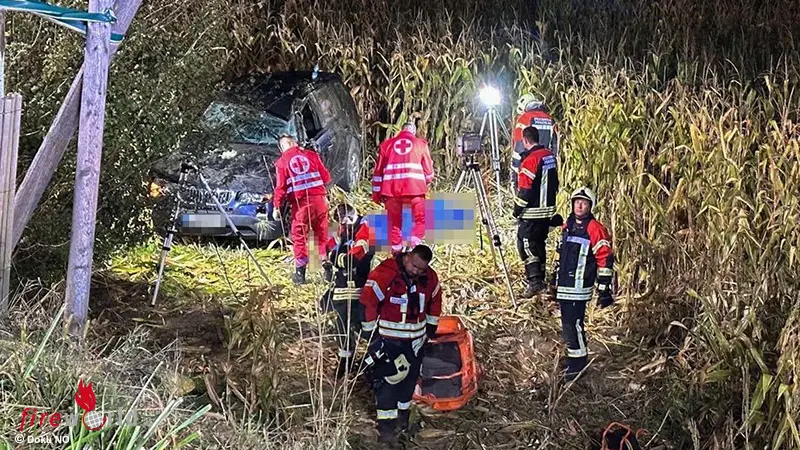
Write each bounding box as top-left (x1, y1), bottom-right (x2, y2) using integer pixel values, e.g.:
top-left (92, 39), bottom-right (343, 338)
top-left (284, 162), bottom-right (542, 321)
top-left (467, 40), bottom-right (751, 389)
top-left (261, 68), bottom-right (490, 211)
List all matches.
top-left (456, 132), bottom-right (482, 158)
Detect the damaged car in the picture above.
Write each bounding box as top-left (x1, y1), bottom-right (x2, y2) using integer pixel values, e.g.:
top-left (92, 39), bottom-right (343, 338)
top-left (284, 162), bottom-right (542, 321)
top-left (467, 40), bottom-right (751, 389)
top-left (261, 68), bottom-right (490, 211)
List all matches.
top-left (148, 71), bottom-right (364, 243)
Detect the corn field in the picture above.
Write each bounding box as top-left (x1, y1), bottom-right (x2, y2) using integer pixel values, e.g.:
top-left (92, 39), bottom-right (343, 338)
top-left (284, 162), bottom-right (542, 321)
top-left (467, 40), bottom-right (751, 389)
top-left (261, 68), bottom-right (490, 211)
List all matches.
top-left (5, 0), bottom-right (800, 447)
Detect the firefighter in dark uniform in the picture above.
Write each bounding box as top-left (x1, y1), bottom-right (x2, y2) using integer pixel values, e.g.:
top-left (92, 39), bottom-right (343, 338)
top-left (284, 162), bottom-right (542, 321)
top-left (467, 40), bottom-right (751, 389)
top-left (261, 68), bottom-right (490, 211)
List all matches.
top-left (359, 244), bottom-right (442, 445)
top-left (320, 203), bottom-right (375, 378)
top-left (513, 126), bottom-right (560, 298)
top-left (551, 187), bottom-right (615, 381)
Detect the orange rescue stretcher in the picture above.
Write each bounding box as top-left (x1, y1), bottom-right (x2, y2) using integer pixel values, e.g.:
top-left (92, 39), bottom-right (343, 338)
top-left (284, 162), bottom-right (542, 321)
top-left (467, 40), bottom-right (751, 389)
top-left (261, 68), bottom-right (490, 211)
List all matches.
top-left (413, 315), bottom-right (479, 411)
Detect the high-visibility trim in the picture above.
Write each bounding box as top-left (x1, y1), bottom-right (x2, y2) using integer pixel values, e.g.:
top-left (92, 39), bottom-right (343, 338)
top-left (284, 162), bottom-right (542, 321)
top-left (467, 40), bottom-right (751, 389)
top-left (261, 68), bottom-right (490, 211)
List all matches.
top-left (365, 280), bottom-right (385, 301)
top-left (397, 401), bottom-right (411, 410)
top-left (286, 179), bottom-right (324, 193)
top-left (379, 327), bottom-right (427, 339)
top-left (557, 286), bottom-right (593, 295)
top-left (425, 173), bottom-right (434, 182)
top-left (515, 196), bottom-right (528, 207)
top-left (372, 186), bottom-right (381, 192)
top-left (426, 315), bottom-right (439, 325)
top-left (575, 319), bottom-right (587, 357)
top-left (520, 168), bottom-right (536, 180)
top-left (361, 320), bottom-right (376, 331)
top-left (289, 172), bottom-right (321, 184)
top-left (598, 267), bottom-right (613, 277)
top-left (386, 162), bottom-right (424, 171)
top-left (338, 348), bottom-right (353, 358)
top-left (519, 206), bottom-right (556, 219)
top-left (332, 292), bottom-right (361, 300)
top-left (372, 176), bottom-right (383, 182)
top-left (592, 240), bottom-right (611, 254)
top-left (355, 239), bottom-right (369, 253)
top-left (377, 410), bottom-right (398, 420)
top-left (556, 292), bottom-right (593, 301)
top-left (379, 319), bottom-right (426, 331)
top-left (432, 282), bottom-right (440, 298)
top-left (383, 172), bottom-right (426, 181)
top-left (567, 347), bottom-right (587, 358)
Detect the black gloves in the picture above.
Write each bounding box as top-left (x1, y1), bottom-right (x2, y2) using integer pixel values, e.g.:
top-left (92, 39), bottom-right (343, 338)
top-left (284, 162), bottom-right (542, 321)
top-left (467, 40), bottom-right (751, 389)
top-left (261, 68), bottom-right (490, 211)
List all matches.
top-left (597, 284), bottom-right (614, 308)
top-left (426, 324), bottom-right (438, 339)
top-left (512, 205), bottom-right (522, 219)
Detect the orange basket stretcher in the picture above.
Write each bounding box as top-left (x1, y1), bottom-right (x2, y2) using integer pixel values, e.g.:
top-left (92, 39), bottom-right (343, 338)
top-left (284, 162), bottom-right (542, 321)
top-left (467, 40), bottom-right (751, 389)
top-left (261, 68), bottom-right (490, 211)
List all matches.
top-left (413, 315), bottom-right (479, 411)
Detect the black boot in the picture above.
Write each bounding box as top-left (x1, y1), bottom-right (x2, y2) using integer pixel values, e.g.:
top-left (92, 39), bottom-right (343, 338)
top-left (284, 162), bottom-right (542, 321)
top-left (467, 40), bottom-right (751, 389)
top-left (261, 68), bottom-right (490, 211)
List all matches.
top-left (377, 419), bottom-right (398, 444)
top-left (565, 356), bottom-right (587, 382)
top-left (292, 266), bottom-right (307, 285)
top-left (335, 356), bottom-right (351, 379)
top-left (520, 262), bottom-right (547, 298)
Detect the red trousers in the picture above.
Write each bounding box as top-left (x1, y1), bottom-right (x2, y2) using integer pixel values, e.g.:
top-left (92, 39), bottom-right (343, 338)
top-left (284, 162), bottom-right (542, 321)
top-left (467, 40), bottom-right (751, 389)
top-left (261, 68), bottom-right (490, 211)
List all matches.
top-left (290, 195), bottom-right (329, 267)
top-left (384, 195), bottom-right (426, 252)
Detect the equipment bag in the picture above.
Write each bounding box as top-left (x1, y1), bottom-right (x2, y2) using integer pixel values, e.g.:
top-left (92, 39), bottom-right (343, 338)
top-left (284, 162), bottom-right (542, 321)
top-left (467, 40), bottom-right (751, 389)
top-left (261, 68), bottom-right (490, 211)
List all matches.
top-left (413, 315), bottom-right (478, 411)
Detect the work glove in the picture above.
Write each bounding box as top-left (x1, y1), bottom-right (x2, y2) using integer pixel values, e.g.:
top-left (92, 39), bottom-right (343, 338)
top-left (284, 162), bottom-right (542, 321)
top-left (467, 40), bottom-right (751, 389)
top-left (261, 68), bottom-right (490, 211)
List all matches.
top-left (426, 324), bottom-right (438, 339)
top-left (597, 285), bottom-right (614, 308)
top-left (549, 214), bottom-right (564, 228)
top-left (272, 208), bottom-right (281, 221)
top-left (512, 205), bottom-right (522, 219)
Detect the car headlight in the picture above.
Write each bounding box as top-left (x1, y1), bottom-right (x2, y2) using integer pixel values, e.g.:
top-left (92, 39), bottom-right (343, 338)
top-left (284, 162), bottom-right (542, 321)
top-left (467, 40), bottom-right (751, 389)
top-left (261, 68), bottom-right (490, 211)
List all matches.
top-left (237, 192), bottom-right (269, 204)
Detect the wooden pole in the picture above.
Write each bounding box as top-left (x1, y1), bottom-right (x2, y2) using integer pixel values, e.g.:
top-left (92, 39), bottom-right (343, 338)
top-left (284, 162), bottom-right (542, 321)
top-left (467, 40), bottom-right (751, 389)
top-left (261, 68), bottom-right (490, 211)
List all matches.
top-left (64, 0), bottom-right (113, 335)
top-left (0, 94), bottom-right (20, 315)
top-left (11, 0), bottom-right (142, 249)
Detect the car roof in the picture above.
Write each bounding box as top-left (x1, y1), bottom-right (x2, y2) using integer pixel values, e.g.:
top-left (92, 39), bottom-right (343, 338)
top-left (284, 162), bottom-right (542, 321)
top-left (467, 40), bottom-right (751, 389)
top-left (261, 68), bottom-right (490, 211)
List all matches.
top-left (218, 71), bottom-right (343, 120)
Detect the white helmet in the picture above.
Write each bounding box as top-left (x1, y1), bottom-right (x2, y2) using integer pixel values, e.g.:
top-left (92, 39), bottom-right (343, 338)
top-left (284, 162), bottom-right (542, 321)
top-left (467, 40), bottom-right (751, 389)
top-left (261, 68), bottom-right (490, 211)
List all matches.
top-left (516, 94), bottom-right (535, 114)
top-left (570, 186), bottom-right (597, 208)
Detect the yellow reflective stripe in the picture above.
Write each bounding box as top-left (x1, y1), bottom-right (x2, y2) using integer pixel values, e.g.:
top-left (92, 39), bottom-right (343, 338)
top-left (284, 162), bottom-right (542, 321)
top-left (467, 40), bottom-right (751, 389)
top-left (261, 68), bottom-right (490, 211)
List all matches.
top-left (379, 328), bottom-right (427, 339)
top-left (426, 315), bottom-right (439, 325)
top-left (567, 347), bottom-right (587, 358)
top-left (557, 292), bottom-right (592, 301)
top-left (520, 168), bottom-right (536, 179)
top-left (598, 267), bottom-right (613, 277)
top-left (519, 206), bottom-right (556, 219)
top-left (557, 286), bottom-right (593, 294)
top-left (377, 410), bottom-right (398, 420)
top-left (355, 239), bottom-right (369, 253)
top-left (365, 280), bottom-right (385, 301)
top-left (362, 320), bottom-right (376, 331)
top-left (379, 319), bottom-right (426, 331)
top-left (592, 240), bottom-right (611, 254)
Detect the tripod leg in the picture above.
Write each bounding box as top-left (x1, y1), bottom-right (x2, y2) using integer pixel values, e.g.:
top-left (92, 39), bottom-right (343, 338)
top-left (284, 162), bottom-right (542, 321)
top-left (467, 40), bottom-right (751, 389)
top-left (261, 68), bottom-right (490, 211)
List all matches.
top-left (151, 231), bottom-right (173, 306)
top-left (455, 170), bottom-right (467, 193)
top-left (472, 169), bottom-right (495, 261)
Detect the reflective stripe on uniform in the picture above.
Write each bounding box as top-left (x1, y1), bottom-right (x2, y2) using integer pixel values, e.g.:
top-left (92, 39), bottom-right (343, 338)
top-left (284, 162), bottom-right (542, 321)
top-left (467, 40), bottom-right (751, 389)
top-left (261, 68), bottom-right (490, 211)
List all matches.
top-left (575, 319), bottom-right (587, 357)
top-left (426, 315), bottom-right (439, 325)
top-left (289, 172), bottom-right (321, 184)
top-left (397, 401), bottom-right (411, 410)
top-left (386, 163), bottom-right (424, 171)
top-left (287, 179), bottom-right (324, 194)
top-left (520, 168), bottom-right (536, 179)
top-left (372, 186), bottom-right (381, 192)
top-left (338, 348), bottom-right (353, 358)
top-left (598, 267), bottom-right (613, 277)
top-left (379, 327), bottom-right (427, 339)
top-left (432, 282), bottom-right (440, 298)
top-left (355, 239), bottom-right (369, 253)
top-left (383, 172), bottom-right (426, 181)
top-left (377, 409), bottom-right (398, 420)
top-left (515, 196), bottom-right (528, 207)
top-left (519, 205), bottom-right (556, 219)
top-left (568, 236), bottom-right (591, 289)
top-left (372, 176), bottom-right (383, 182)
top-left (593, 239), bottom-right (611, 254)
top-left (556, 292), bottom-right (593, 301)
top-left (362, 320), bottom-right (376, 331)
top-left (365, 280), bottom-right (385, 301)
top-left (379, 319), bottom-right (426, 331)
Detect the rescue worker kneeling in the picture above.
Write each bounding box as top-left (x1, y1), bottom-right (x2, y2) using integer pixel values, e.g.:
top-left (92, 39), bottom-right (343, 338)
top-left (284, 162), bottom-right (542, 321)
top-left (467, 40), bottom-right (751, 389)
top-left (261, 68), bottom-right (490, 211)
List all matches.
top-left (320, 203), bottom-right (375, 378)
top-left (359, 244), bottom-right (442, 443)
top-left (552, 187), bottom-right (615, 381)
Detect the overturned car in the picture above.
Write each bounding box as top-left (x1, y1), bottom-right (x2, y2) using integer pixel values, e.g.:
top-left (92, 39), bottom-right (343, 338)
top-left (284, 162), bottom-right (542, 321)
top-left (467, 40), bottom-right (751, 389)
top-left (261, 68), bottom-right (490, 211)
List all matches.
top-left (148, 71), bottom-right (363, 242)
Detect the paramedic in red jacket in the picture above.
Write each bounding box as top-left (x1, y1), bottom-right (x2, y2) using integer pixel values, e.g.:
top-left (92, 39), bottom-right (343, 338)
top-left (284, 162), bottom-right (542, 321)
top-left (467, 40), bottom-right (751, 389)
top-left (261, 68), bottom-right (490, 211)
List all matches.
top-left (372, 122), bottom-right (434, 253)
top-left (272, 135), bottom-right (331, 284)
top-left (359, 244), bottom-right (442, 443)
top-left (551, 187), bottom-right (615, 382)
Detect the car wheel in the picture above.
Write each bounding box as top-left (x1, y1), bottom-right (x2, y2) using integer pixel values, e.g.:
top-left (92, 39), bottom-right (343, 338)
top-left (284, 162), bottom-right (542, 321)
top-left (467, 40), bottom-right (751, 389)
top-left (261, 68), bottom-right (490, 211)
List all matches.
top-left (343, 137), bottom-right (362, 192)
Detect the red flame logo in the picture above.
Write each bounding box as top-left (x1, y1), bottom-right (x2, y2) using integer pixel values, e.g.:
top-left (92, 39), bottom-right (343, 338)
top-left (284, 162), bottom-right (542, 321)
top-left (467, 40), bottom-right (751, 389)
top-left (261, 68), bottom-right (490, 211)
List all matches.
top-left (75, 379), bottom-right (106, 431)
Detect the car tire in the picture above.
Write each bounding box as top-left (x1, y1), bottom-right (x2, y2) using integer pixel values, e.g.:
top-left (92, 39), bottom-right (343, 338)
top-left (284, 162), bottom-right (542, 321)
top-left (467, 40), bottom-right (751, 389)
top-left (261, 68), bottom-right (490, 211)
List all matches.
top-left (341, 136), bottom-right (362, 192)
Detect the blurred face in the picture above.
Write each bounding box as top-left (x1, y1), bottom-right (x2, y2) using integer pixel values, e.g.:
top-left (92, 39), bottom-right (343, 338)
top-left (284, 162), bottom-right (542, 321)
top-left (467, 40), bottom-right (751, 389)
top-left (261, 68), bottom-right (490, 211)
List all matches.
top-left (573, 199), bottom-right (592, 218)
top-left (402, 253), bottom-right (429, 279)
top-left (279, 137), bottom-right (296, 152)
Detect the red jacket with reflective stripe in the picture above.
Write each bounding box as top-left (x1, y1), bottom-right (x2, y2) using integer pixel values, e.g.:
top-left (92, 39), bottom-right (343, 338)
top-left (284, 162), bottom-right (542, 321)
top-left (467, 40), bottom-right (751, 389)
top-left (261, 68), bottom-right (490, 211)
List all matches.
top-left (273, 146), bottom-right (330, 208)
top-left (372, 131), bottom-right (434, 202)
top-left (360, 256), bottom-right (442, 340)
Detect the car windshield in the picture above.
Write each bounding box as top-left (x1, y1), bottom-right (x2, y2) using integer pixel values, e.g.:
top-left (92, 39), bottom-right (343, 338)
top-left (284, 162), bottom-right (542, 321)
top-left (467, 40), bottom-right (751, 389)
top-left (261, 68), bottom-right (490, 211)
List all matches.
top-left (202, 102), bottom-right (293, 145)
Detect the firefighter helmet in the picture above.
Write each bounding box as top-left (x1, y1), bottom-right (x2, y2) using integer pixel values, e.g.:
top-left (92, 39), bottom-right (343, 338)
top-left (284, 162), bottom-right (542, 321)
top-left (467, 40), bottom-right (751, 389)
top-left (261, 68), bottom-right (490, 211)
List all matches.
top-left (516, 94), bottom-right (545, 114)
top-left (384, 353), bottom-right (411, 385)
top-left (570, 186), bottom-right (596, 208)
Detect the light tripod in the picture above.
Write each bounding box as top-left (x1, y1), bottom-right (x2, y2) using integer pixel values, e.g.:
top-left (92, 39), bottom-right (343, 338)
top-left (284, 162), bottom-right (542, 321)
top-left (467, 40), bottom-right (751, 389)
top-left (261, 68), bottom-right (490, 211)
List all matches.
top-left (454, 154), bottom-right (518, 309)
top-left (151, 163), bottom-right (271, 306)
top-left (478, 105), bottom-right (511, 211)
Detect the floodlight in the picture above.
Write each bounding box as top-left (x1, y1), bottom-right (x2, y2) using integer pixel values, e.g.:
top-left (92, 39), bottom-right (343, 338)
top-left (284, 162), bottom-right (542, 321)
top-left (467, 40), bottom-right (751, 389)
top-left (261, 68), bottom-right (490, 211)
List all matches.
top-left (479, 85), bottom-right (501, 107)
